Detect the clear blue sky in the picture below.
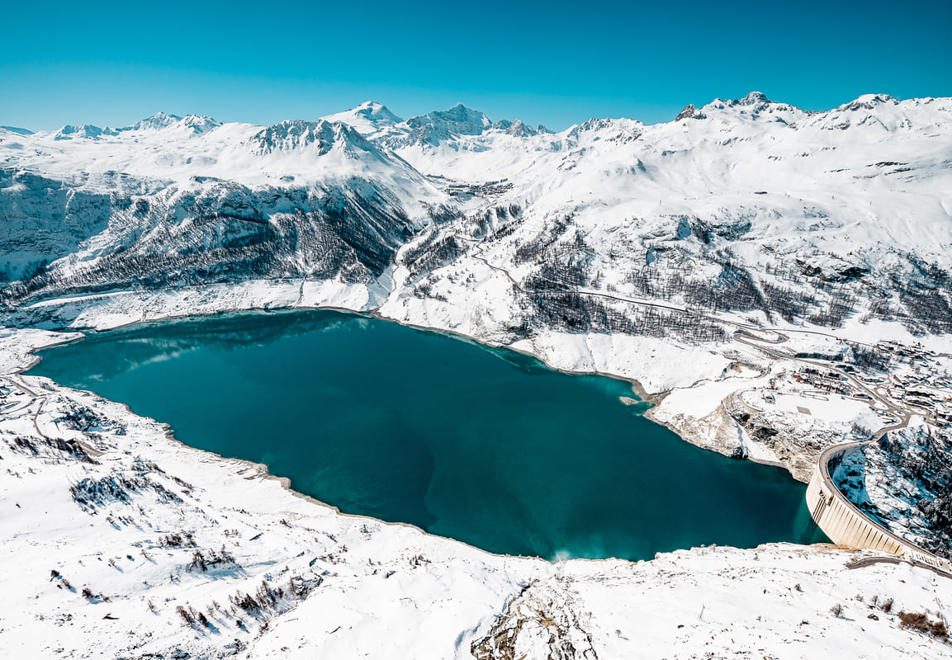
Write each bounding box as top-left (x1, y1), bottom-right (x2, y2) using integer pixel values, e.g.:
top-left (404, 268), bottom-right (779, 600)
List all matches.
top-left (2, 0), bottom-right (950, 131)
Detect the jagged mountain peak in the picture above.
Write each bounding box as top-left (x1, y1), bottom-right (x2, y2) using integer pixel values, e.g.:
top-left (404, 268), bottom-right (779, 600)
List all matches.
top-left (378, 104), bottom-right (494, 148)
top-left (179, 114), bottom-right (222, 133)
top-left (352, 100), bottom-right (401, 122)
top-left (837, 93), bottom-right (898, 112)
top-left (410, 103), bottom-right (491, 130)
top-left (490, 118), bottom-right (548, 137)
top-left (128, 112), bottom-right (219, 134)
top-left (675, 104), bottom-right (706, 121)
top-left (734, 91), bottom-right (770, 106)
top-left (42, 113), bottom-right (219, 140)
top-left (132, 112), bottom-right (182, 131)
top-left (441, 102), bottom-right (490, 121)
top-left (796, 93), bottom-right (947, 132)
top-left (248, 118), bottom-right (377, 156)
top-left (697, 91), bottom-right (804, 124)
top-left (54, 124), bottom-right (111, 140)
top-left (709, 91), bottom-right (783, 111)
top-left (570, 116), bottom-right (644, 136)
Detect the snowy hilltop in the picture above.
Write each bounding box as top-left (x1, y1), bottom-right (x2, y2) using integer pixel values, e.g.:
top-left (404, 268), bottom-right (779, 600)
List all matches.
top-left (1, 93), bottom-right (952, 657)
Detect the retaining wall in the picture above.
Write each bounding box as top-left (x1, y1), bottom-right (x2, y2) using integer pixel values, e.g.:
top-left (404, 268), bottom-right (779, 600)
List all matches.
top-left (805, 443), bottom-right (952, 573)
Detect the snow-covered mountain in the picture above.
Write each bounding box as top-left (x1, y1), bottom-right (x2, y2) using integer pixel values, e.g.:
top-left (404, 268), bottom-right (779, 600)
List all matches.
top-left (53, 124), bottom-right (116, 140)
top-left (129, 111), bottom-right (221, 133)
top-left (0, 109), bottom-right (451, 290)
top-left (321, 100), bottom-right (403, 138)
top-left (46, 113), bottom-right (221, 141)
top-left (3, 94), bottom-right (952, 658)
top-left (5, 92), bottom-right (949, 339)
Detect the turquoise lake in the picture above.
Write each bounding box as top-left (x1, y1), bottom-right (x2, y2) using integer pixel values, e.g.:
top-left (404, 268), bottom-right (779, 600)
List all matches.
top-left (29, 309), bottom-right (826, 560)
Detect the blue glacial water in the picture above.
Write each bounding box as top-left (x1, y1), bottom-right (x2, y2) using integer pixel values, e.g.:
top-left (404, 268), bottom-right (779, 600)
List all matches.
top-left (29, 309), bottom-right (826, 560)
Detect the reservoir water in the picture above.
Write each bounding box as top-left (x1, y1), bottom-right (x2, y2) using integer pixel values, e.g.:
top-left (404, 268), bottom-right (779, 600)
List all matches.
top-left (29, 309), bottom-right (826, 560)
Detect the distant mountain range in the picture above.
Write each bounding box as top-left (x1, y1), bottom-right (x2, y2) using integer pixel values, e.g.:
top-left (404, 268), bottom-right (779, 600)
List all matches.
top-left (2, 92), bottom-right (951, 340)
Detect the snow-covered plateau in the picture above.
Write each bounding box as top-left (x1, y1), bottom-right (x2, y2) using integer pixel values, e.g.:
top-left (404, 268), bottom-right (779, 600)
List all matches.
top-left (2, 93), bottom-right (952, 657)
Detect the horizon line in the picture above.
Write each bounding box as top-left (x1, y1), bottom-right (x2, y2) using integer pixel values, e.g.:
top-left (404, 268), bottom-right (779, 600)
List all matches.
top-left (4, 90), bottom-right (947, 134)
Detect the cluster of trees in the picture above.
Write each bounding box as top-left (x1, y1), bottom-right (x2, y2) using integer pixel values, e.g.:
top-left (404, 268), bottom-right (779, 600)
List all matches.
top-left (526, 290), bottom-right (727, 344)
top-left (897, 286), bottom-right (952, 334)
top-left (186, 547), bottom-right (239, 573)
top-left (876, 428), bottom-right (952, 559)
top-left (512, 213), bottom-right (576, 266)
top-left (70, 470), bottom-right (182, 512)
top-left (849, 343), bottom-right (892, 372)
top-left (402, 232), bottom-right (465, 278)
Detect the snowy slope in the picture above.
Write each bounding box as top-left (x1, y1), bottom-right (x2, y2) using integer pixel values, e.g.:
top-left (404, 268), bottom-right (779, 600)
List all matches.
top-left (321, 100), bottom-right (403, 138)
top-left (0, 112), bottom-right (448, 290)
top-left (7, 112), bottom-right (440, 201)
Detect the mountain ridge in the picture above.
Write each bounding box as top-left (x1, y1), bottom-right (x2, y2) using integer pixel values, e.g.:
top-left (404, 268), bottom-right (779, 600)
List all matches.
top-left (14, 91), bottom-right (948, 138)
top-left (2, 91), bottom-right (950, 343)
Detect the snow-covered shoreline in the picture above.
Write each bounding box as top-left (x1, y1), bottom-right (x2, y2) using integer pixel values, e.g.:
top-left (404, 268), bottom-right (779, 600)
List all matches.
top-left (8, 280), bottom-right (813, 477)
top-left (2, 293), bottom-right (952, 657)
top-left (12, 277), bottom-right (951, 481)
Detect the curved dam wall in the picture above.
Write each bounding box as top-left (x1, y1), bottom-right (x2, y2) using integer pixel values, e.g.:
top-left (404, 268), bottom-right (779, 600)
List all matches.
top-left (806, 443), bottom-right (952, 573)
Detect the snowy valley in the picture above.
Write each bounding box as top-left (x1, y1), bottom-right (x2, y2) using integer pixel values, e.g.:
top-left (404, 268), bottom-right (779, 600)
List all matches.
top-left (2, 92), bottom-right (952, 657)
